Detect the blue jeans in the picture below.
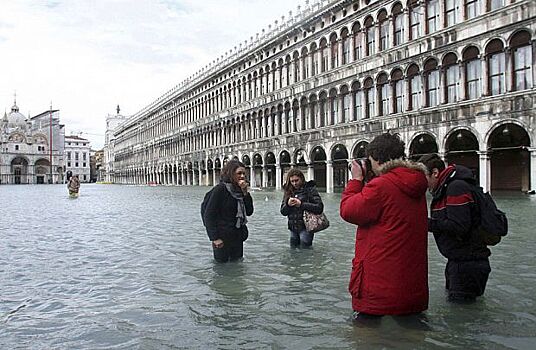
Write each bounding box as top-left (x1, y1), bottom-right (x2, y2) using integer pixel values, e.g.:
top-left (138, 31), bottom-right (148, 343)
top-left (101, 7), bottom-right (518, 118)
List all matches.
top-left (290, 229), bottom-right (314, 248)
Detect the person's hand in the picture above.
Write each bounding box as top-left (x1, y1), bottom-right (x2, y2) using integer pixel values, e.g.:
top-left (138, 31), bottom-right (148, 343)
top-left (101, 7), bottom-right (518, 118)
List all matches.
top-left (288, 197), bottom-right (296, 206)
top-left (293, 198), bottom-right (302, 207)
top-left (212, 239), bottom-right (224, 249)
top-left (350, 160), bottom-right (364, 181)
top-left (238, 179), bottom-right (248, 194)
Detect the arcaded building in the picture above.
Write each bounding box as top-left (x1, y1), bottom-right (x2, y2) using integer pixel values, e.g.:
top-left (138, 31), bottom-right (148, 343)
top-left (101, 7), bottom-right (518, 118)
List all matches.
top-left (112, 0), bottom-right (535, 193)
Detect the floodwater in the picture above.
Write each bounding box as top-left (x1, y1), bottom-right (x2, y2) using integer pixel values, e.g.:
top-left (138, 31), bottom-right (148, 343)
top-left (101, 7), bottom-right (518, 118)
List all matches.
top-left (1, 184), bottom-right (535, 349)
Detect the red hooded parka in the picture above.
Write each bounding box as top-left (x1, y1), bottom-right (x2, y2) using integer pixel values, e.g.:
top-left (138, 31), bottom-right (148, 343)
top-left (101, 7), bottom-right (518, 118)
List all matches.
top-left (340, 160), bottom-right (429, 315)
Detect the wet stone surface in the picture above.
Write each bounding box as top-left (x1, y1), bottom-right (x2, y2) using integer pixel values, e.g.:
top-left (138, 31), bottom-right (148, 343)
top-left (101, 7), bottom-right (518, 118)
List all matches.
top-left (1, 184), bottom-right (535, 349)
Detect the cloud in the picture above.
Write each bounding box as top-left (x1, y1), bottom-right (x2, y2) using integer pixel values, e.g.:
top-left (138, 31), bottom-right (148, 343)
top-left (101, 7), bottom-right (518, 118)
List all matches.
top-left (0, 0), bottom-right (305, 149)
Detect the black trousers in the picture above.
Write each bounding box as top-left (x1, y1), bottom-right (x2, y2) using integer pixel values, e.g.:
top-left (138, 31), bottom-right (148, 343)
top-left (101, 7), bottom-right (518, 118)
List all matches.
top-left (446, 259), bottom-right (491, 301)
top-left (213, 240), bottom-right (243, 263)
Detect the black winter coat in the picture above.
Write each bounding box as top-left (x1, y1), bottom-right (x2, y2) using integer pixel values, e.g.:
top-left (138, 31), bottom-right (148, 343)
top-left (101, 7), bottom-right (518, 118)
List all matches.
top-left (203, 182), bottom-right (254, 243)
top-left (280, 181), bottom-right (323, 232)
top-left (429, 165), bottom-right (490, 261)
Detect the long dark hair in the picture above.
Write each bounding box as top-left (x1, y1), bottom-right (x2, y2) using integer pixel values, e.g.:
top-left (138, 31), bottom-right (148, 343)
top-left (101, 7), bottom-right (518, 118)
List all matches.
top-left (283, 168), bottom-right (306, 200)
top-left (220, 159), bottom-right (246, 184)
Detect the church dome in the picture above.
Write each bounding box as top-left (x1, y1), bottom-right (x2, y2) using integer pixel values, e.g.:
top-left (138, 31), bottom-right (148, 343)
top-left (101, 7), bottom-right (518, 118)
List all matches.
top-left (7, 102), bottom-right (27, 129)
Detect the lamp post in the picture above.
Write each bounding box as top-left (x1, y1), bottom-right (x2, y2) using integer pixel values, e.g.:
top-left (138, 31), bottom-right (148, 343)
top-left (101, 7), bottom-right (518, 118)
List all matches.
top-left (49, 104), bottom-right (53, 184)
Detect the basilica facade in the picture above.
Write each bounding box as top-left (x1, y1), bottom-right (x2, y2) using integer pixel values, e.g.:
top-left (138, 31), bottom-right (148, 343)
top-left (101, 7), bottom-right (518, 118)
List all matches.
top-left (0, 101), bottom-right (65, 184)
top-left (110, 0), bottom-right (536, 193)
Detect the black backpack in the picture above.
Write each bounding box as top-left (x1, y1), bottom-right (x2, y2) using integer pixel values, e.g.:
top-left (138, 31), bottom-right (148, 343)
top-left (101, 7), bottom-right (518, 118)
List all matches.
top-left (200, 187), bottom-right (215, 227)
top-left (471, 186), bottom-right (508, 246)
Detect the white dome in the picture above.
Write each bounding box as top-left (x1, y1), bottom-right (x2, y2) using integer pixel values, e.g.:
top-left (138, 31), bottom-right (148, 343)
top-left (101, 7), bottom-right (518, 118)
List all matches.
top-left (7, 103), bottom-right (27, 129)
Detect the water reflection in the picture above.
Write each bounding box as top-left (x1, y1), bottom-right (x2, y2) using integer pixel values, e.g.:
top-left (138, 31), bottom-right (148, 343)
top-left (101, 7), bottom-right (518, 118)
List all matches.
top-left (0, 185), bottom-right (535, 349)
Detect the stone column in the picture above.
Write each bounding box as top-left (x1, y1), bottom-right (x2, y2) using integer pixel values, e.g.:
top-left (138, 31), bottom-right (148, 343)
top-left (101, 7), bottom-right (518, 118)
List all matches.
top-left (478, 151), bottom-right (491, 192)
top-left (249, 166), bottom-right (255, 188)
top-left (481, 55), bottom-right (489, 96)
top-left (326, 161), bottom-right (334, 194)
top-left (307, 163), bottom-right (314, 182)
top-left (530, 148), bottom-right (536, 192)
top-left (275, 164), bottom-right (282, 190)
top-left (403, 9), bottom-right (410, 43)
top-left (262, 166), bottom-right (268, 188)
top-left (212, 168), bottom-right (217, 187)
top-left (459, 62), bottom-right (467, 100)
top-left (505, 48), bottom-right (514, 92)
top-left (198, 166), bottom-right (203, 186)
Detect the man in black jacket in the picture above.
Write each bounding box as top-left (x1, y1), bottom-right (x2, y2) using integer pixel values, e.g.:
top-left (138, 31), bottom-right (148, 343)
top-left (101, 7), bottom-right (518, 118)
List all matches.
top-left (420, 154), bottom-right (491, 302)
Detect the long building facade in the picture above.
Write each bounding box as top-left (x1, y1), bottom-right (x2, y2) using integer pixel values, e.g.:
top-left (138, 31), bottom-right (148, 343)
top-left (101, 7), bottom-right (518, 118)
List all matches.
top-left (112, 0), bottom-right (536, 193)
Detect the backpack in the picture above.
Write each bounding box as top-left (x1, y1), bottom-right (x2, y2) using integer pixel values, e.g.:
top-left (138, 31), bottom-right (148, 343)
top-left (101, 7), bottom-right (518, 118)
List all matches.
top-left (200, 187), bottom-right (215, 227)
top-left (471, 186), bottom-right (508, 246)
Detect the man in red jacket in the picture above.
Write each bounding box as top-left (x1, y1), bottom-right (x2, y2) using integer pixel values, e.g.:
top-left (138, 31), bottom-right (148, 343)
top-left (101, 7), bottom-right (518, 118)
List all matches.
top-left (340, 133), bottom-right (429, 321)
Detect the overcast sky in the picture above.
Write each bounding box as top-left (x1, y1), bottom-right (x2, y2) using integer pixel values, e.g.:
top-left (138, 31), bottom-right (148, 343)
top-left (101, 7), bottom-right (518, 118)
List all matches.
top-left (0, 0), bottom-right (304, 149)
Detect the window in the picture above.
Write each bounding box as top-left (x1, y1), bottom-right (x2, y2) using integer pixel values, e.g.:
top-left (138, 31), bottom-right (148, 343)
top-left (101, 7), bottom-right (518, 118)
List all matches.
top-left (393, 9), bottom-right (404, 46)
top-left (379, 11), bottom-right (389, 51)
top-left (83, 153), bottom-right (87, 161)
top-left (377, 74), bottom-right (389, 116)
top-left (486, 40), bottom-right (505, 95)
top-left (446, 62), bottom-right (460, 103)
top-left (490, 0), bottom-right (504, 11)
top-left (353, 87), bottom-right (363, 120)
top-left (352, 24), bottom-right (363, 60)
top-left (75, 152), bottom-right (79, 160)
top-left (410, 3), bottom-right (422, 39)
top-left (365, 17), bottom-right (375, 56)
top-left (321, 41), bottom-right (328, 72)
top-left (311, 47), bottom-right (318, 76)
top-left (342, 92), bottom-right (351, 122)
top-left (425, 59), bottom-right (439, 107)
top-left (342, 31), bottom-right (350, 64)
top-left (445, 0), bottom-right (459, 27)
top-left (364, 78), bottom-right (375, 118)
top-left (464, 47), bottom-right (482, 99)
top-left (15, 145), bottom-right (19, 151)
top-left (301, 54), bottom-right (308, 79)
top-left (330, 95), bottom-right (338, 124)
top-left (83, 163), bottom-right (87, 167)
top-left (75, 162), bottom-right (79, 167)
top-left (294, 55), bottom-right (301, 82)
top-left (512, 31), bottom-right (533, 91)
top-left (466, 0), bottom-right (481, 20)
top-left (330, 37), bottom-right (339, 69)
top-left (68, 162), bottom-right (71, 167)
top-left (427, 0), bottom-right (439, 34)
top-left (391, 69), bottom-right (404, 114)
top-left (67, 152), bottom-right (71, 160)
top-left (408, 65), bottom-right (422, 110)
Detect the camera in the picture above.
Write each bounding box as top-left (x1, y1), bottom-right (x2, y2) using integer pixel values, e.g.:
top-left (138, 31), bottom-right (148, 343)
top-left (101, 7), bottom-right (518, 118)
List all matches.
top-left (348, 158), bottom-right (375, 183)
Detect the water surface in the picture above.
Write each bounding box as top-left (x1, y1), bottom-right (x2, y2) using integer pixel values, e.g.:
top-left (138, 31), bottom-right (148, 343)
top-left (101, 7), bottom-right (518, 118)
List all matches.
top-left (1, 185), bottom-right (535, 349)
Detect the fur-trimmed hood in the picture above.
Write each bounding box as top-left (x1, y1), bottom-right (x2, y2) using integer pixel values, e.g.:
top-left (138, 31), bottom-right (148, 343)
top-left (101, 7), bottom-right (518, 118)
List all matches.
top-left (377, 159), bottom-right (428, 199)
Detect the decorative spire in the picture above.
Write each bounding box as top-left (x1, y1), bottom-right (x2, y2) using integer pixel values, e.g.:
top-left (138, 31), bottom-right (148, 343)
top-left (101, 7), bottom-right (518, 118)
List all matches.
top-left (11, 91), bottom-right (19, 113)
top-left (116, 104), bottom-right (120, 115)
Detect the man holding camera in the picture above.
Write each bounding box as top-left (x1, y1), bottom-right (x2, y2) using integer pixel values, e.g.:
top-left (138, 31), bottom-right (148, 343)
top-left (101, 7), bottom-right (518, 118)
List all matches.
top-left (340, 133), bottom-right (429, 320)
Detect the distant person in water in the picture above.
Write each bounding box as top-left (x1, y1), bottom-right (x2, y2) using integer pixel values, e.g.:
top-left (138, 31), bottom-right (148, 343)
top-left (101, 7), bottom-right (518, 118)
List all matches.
top-left (202, 160), bottom-right (254, 262)
top-left (67, 175), bottom-right (80, 196)
top-left (280, 168), bottom-right (324, 248)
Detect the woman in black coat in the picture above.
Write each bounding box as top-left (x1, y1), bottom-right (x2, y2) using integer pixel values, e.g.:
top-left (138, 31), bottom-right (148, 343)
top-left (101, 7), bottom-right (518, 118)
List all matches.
top-left (280, 168), bottom-right (324, 248)
top-left (203, 160), bottom-right (254, 262)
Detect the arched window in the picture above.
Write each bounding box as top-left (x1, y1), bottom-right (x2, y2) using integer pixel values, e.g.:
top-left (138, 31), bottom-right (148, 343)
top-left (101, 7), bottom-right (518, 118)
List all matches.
top-left (393, 4), bottom-right (404, 46)
top-left (466, 0), bottom-right (481, 20)
top-left (464, 46), bottom-right (482, 99)
top-left (284, 56), bottom-right (291, 87)
top-left (319, 92), bottom-right (328, 127)
top-left (391, 69), bottom-right (404, 113)
top-left (341, 86), bottom-right (351, 122)
top-left (408, 64), bottom-right (422, 110)
top-left (301, 48), bottom-right (309, 79)
top-left (352, 81), bottom-right (363, 121)
top-left (445, 0), bottom-right (459, 27)
top-left (409, 0), bottom-right (422, 40)
top-left (329, 89), bottom-right (338, 124)
top-left (511, 31), bottom-right (533, 91)
top-left (310, 43), bottom-right (318, 76)
top-left (378, 10), bottom-right (389, 51)
top-left (293, 52), bottom-right (301, 82)
top-left (352, 22), bottom-right (363, 60)
top-left (365, 16), bottom-right (375, 56)
top-left (443, 53), bottom-right (460, 103)
top-left (424, 58), bottom-right (439, 107)
top-left (364, 77), bottom-right (375, 118)
top-left (330, 33), bottom-right (339, 69)
top-left (341, 28), bottom-right (350, 64)
top-left (271, 63), bottom-right (278, 91)
top-left (377, 73), bottom-right (389, 116)
top-left (486, 39), bottom-right (506, 95)
top-left (427, 0), bottom-right (439, 34)
top-left (320, 38), bottom-right (328, 72)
